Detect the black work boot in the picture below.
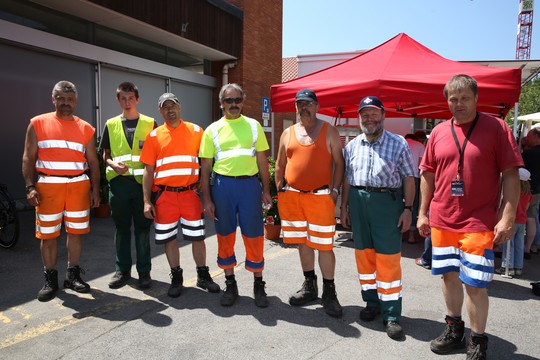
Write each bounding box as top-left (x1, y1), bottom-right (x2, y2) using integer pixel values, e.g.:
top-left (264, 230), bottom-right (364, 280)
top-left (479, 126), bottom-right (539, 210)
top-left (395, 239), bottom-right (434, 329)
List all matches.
top-left (466, 334), bottom-right (488, 360)
top-left (168, 267), bottom-right (183, 298)
top-left (321, 282), bottom-right (342, 317)
top-left (430, 316), bottom-right (466, 354)
top-left (37, 269), bottom-right (59, 302)
top-left (196, 266), bottom-right (220, 293)
top-left (289, 275), bottom-right (318, 306)
top-left (220, 279), bottom-right (239, 306)
top-left (108, 270), bottom-right (131, 289)
top-left (254, 279), bottom-right (268, 308)
top-left (63, 265), bottom-right (90, 293)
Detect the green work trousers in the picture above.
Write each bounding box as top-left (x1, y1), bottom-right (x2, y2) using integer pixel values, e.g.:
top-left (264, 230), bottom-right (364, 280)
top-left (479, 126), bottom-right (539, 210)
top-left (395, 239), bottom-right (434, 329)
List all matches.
top-left (109, 176), bottom-right (153, 274)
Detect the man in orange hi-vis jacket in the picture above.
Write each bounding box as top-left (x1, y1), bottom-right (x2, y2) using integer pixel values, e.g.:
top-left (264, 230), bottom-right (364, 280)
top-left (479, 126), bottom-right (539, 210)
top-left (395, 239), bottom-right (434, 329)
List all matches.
top-left (140, 93), bottom-right (219, 299)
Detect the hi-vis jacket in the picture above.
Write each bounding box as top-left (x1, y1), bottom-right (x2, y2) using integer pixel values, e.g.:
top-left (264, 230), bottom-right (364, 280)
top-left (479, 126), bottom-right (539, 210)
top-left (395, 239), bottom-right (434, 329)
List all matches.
top-left (32, 112), bottom-right (95, 176)
top-left (139, 121), bottom-right (202, 187)
top-left (105, 114), bottom-right (154, 184)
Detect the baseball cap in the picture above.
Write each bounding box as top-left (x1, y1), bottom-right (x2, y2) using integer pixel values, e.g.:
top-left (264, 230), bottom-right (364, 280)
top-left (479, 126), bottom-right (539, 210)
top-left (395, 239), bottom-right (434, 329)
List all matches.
top-left (158, 93), bottom-right (180, 107)
top-left (519, 168), bottom-right (531, 181)
top-left (296, 89), bottom-right (318, 103)
top-left (358, 96), bottom-right (384, 112)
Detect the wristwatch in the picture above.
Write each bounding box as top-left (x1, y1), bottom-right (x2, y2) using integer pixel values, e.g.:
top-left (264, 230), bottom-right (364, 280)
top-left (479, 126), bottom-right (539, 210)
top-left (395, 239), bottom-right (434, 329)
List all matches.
top-left (26, 184), bottom-right (36, 193)
top-left (332, 187), bottom-right (340, 195)
top-left (403, 205), bottom-right (413, 211)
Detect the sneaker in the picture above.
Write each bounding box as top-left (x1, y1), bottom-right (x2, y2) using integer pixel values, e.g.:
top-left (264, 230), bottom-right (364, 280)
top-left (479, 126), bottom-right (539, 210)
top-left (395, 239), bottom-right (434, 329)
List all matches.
top-left (496, 267), bottom-right (515, 276)
top-left (64, 265), bottom-right (90, 293)
top-left (384, 320), bottom-right (404, 340)
top-left (196, 266), bottom-right (220, 293)
top-left (108, 270), bottom-right (131, 289)
top-left (37, 269), bottom-right (59, 302)
top-left (466, 334), bottom-right (488, 360)
top-left (168, 267), bottom-right (183, 298)
top-left (359, 306), bottom-right (380, 321)
top-left (221, 279), bottom-right (239, 306)
top-left (321, 282), bottom-right (342, 317)
top-left (430, 316), bottom-right (466, 354)
top-left (514, 268), bottom-right (523, 276)
top-left (289, 276), bottom-right (318, 306)
top-left (254, 279), bottom-right (268, 308)
top-left (138, 272), bottom-right (152, 289)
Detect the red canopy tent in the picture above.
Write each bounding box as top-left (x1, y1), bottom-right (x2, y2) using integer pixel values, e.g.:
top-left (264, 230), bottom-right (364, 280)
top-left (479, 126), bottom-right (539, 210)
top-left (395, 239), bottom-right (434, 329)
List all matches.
top-left (270, 33), bottom-right (522, 120)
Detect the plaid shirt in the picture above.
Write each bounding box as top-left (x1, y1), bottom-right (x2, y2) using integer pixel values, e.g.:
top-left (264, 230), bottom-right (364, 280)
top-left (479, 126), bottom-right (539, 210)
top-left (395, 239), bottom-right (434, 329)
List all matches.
top-left (344, 130), bottom-right (415, 188)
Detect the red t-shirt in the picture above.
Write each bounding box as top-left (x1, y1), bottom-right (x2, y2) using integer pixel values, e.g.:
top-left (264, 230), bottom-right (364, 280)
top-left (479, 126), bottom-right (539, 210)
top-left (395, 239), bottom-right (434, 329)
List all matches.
top-left (420, 112), bottom-right (523, 232)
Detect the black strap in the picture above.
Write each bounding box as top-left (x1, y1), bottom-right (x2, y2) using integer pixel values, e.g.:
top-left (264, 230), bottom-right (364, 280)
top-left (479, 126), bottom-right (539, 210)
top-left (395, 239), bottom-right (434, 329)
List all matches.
top-left (450, 112), bottom-right (479, 178)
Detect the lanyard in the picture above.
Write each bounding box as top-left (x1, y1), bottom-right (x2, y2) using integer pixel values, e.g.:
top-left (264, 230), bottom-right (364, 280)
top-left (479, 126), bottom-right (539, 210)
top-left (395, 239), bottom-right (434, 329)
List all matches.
top-left (450, 112), bottom-right (479, 178)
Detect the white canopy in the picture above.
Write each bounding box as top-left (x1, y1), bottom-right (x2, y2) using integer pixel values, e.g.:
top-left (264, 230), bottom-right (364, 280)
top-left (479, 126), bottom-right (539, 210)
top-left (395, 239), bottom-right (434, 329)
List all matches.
top-left (518, 112), bottom-right (540, 122)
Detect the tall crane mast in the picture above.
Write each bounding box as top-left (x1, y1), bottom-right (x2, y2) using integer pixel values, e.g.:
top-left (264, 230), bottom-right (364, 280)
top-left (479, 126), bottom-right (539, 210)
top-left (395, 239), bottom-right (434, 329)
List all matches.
top-left (516, 0), bottom-right (534, 59)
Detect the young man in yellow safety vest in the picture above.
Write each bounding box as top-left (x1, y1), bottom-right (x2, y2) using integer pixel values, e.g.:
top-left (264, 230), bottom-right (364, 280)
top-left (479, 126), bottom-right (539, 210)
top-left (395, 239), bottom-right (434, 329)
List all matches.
top-left (99, 82), bottom-right (156, 290)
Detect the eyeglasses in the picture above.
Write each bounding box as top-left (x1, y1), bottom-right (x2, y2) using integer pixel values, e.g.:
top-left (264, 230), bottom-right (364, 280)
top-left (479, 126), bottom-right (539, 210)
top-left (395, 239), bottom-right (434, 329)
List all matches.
top-left (222, 97), bottom-right (243, 104)
top-left (296, 100), bottom-right (314, 108)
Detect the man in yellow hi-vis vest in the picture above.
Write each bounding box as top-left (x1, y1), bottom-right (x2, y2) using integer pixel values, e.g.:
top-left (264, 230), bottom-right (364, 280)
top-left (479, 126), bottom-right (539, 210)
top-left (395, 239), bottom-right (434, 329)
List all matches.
top-left (99, 82), bottom-right (156, 290)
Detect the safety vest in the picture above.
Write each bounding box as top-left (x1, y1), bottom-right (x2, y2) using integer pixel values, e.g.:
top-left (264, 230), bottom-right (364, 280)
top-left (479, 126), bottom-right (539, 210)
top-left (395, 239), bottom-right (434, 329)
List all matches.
top-left (32, 112), bottom-right (95, 176)
top-left (208, 116), bottom-right (259, 161)
top-left (105, 114), bottom-right (154, 184)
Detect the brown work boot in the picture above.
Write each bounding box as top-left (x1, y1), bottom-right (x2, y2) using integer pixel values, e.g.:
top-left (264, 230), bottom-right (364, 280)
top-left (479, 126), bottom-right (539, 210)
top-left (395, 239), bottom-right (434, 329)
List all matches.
top-left (430, 316), bottom-right (466, 354)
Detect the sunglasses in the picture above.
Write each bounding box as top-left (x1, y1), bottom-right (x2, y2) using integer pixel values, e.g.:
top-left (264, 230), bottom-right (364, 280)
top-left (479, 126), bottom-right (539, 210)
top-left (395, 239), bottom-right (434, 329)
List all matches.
top-left (223, 97), bottom-right (243, 104)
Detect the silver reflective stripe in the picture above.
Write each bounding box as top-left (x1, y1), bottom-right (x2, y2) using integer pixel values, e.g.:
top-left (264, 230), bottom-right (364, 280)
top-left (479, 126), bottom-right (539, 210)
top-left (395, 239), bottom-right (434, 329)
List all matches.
top-left (65, 221), bottom-right (89, 229)
top-left (37, 174), bottom-right (89, 184)
top-left (154, 168), bottom-right (199, 179)
top-left (37, 212), bottom-right (63, 222)
top-left (65, 210), bottom-right (90, 218)
top-left (38, 140), bottom-right (85, 153)
top-left (214, 148), bottom-right (256, 161)
top-left (37, 224), bottom-right (62, 234)
top-left (133, 169), bottom-right (144, 176)
top-left (211, 117), bottom-right (259, 161)
top-left (36, 160), bottom-right (87, 171)
top-left (156, 155), bottom-right (198, 167)
top-left (112, 154), bottom-right (132, 163)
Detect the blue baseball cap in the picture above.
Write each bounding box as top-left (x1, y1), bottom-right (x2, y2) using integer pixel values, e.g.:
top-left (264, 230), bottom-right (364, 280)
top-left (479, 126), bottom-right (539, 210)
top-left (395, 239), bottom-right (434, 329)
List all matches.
top-left (358, 96), bottom-right (384, 112)
top-left (296, 89), bottom-right (318, 103)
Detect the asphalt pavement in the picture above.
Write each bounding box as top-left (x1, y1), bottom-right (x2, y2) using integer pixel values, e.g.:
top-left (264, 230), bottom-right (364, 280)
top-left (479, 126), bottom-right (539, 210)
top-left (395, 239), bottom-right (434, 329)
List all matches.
top-left (0, 210), bottom-right (539, 360)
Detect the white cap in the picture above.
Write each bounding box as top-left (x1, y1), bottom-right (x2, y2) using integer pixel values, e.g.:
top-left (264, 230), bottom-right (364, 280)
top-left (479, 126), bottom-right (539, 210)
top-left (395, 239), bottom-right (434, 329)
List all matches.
top-left (519, 168), bottom-right (531, 181)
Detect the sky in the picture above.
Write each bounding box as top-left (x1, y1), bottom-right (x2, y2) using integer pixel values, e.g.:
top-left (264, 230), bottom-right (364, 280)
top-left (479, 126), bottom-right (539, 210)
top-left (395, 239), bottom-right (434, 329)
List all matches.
top-left (283, 0), bottom-right (540, 61)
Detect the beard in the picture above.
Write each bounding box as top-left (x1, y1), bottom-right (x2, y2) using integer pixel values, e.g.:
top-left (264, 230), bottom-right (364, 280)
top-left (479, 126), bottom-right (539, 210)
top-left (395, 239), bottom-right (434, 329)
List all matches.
top-left (360, 121), bottom-right (383, 136)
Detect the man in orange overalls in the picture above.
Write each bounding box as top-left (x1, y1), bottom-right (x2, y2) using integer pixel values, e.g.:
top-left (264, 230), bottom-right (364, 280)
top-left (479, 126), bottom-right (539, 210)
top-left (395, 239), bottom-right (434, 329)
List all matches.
top-left (22, 80), bottom-right (101, 302)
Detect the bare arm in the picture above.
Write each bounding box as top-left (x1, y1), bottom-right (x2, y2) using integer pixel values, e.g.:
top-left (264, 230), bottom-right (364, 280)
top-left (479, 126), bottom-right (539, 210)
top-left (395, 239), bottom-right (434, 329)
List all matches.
top-left (104, 148), bottom-right (129, 175)
top-left (200, 157), bottom-right (215, 220)
top-left (85, 136), bottom-right (101, 208)
top-left (398, 176), bottom-right (415, 232)
top-left (22, 122), bottom-right (39, 206)
top-left (256, 151), bottom-right (272, 206)
top-left (274, 127), bottom-right (290, 190)
top-left (417, 170), bottom-right (435, 236)
top-left (339, 181), bottom-right (351, 229)
top-left (327, 125), bottom-right (344, 202)
top-left (494, 167), bottom-right (520, 245)
top-left (142, 164), bottom-right (155, 219)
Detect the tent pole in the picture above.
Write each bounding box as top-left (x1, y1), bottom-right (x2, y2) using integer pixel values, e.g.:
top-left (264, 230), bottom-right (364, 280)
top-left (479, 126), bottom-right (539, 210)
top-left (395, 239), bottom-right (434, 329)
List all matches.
top-left (513, 102), bottom-right (519, 137)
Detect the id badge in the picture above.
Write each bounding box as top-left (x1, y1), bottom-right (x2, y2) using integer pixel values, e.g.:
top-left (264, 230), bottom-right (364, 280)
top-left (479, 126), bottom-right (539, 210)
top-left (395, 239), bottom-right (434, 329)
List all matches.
top-left (451, 180), bottom-right (464, 196)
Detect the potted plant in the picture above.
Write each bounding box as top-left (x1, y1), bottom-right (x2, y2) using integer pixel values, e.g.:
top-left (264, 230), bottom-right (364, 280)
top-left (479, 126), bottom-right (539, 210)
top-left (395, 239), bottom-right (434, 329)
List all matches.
top-left (93, 136), bottom-right (111, 217)
top-left (263, 156), bottom-right (281, 240)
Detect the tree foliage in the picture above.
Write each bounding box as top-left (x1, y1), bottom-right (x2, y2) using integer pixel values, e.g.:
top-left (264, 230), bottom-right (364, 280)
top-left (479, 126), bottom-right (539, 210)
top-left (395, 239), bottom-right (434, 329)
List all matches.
top-left (505, 76), bottom-right (540, 127)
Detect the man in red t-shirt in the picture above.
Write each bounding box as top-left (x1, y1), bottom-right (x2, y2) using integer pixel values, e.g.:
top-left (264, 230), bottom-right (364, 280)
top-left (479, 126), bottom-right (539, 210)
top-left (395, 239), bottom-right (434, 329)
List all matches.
top-left (418, 74), bottom-right (523, 360)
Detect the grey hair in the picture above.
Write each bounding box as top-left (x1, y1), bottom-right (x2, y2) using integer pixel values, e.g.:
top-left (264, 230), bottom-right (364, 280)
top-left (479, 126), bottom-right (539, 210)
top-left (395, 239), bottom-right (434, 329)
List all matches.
top-left (52, 80), bottom-right (78, 98)
top-left (443, 74), bottom-right (478, 99)
top-left (219, 83), bottom-right (245, 102)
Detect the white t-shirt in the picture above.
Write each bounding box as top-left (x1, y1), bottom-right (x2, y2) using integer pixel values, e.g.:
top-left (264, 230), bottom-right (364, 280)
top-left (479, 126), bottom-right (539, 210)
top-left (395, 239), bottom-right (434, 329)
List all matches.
top-left (406, 138), bottom-right (425, 178)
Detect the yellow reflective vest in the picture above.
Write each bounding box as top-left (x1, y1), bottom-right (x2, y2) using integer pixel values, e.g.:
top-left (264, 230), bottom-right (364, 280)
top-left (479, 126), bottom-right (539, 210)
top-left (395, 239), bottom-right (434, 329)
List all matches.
top-left (105, 114), bottom-right (154, 184)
